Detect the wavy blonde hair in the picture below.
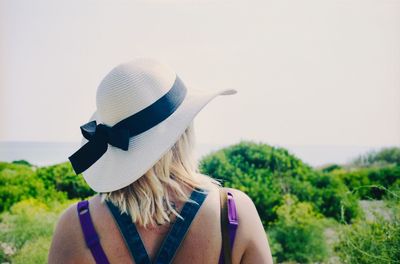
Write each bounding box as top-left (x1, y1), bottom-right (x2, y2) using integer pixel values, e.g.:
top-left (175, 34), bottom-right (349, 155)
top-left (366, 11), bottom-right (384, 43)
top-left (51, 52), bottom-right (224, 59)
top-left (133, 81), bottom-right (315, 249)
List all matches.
top-left (100, 123), bottom-right (218, 228)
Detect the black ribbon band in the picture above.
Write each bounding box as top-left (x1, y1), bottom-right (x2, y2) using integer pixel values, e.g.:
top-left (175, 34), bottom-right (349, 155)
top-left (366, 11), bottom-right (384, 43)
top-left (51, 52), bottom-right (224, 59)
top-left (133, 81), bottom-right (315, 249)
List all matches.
top-left (69, 76), bottom-right (187, 174)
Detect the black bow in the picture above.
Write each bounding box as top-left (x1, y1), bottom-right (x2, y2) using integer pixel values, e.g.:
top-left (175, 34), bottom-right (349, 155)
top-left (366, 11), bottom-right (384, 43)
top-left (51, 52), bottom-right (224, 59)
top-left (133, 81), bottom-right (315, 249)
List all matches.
top-left (69, 121), bottom-right (130, 174)
top-left (81, 121), bottom-right (130, 150)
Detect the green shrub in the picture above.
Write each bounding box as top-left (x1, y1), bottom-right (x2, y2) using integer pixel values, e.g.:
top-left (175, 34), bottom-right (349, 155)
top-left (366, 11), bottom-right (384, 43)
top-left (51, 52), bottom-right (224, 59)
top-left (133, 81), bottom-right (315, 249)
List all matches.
top-left (335, 189), bottom-right (400, 263)
top-left (0, 199), bottom-right (76, 263)
top-left (269, 195), bottom-right (328, 263)
top-left (321, 164), bottom-right (342, 173)
top-left (0, 162), bottom-right (66, 212)
top-left (11, 160), bottom-right (33, 167)
top-left (352, 147), bottom-right (400, 166)
top-left (307, 172), bottom-right (361, 223)
top-left (334, 165), bottom-right (400, 200)
top-left (200, 141), bottom-right (360, 224)
top-left (11, 236), bottom-right (52, 264)
top-left (335, 213), bottom-right (400, 263)
top-left (36, 162), bottom-right (95, 199)
top-left (200, 141), bottom-right (312, 225)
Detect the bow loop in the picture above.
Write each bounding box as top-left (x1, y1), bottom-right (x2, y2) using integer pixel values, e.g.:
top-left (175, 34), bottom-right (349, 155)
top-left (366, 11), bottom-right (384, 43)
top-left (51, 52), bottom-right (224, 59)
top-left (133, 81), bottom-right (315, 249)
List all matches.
top-left (80, 121), bottom-right (130, 151)
top-left (80, 120), bottom-right (98, 140)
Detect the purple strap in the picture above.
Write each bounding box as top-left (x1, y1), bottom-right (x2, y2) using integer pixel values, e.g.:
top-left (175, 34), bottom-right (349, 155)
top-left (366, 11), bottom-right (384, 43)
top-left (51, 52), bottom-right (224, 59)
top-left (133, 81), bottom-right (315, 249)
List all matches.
top-left (77, 200), bottom-right (110, 264)
top-left (219, 191), bottom-right (239, 264)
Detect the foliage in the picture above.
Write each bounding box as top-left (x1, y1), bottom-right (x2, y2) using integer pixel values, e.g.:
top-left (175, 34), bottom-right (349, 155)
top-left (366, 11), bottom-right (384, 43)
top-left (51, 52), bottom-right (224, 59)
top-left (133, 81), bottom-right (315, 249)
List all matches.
top-left (0, 161), bottom-right (93, 213)
top-left (11, 236), bottom-right (52, 264)
top-left (334, 165), bottom-right (400, 200)
top-left (352, 147), bottom-right (400, 167)
top-left (200, 141), bottom-right (360, 224)
top-left (200, 141), bottom-right (310, 224)
top-left (0, 198), bottom-right (76, 263)
top-left (321, 163), bottom-right (342, 173)
top-left (1, 143), bottom-right (400, 263)
top-left (36, 162), bottom-right (95, 199)
top-left (303, 171), bottom-right (361, 223)
top-left (0, 162), bottom-right (65, 213)
top-left (0, 161), bottom-right (92, 262)
top-left (335, 189), bottom-right (400, 264)
top-left (268, 194), bottom-right (328, 263)
top-left (11, 160), bottom-right (33, 167)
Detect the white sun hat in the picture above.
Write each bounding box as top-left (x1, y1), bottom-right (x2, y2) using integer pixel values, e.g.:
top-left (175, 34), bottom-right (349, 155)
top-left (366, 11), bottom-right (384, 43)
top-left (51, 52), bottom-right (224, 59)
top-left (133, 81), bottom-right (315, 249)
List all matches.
top-left (69, 58), bottom-right (236, 192)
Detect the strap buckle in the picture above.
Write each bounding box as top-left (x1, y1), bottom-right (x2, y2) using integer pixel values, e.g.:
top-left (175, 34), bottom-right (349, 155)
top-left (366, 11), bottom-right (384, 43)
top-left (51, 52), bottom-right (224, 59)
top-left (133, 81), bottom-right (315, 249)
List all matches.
top-left (227, 193), bottom-right (238, 226)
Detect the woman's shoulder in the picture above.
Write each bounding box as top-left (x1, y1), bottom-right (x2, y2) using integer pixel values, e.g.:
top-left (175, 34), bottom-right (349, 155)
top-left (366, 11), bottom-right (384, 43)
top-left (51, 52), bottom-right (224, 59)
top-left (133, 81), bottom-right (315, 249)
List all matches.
top-left (53, 195), bottom-right (102, 230)
top-left (202, 185), bottom-right (258, 217)
top-left (48, 201), bottom-right (80, 263)
top-left (48, 196), bottom-right (102, 263)
top-left (203, 186), bottom-right (261, 237)
top-left (223, 187), bottom-right (254, 203)
top-left (217, 187), bottom-right (259, 219)
top-left (221, 187), bottom-right (273, 263)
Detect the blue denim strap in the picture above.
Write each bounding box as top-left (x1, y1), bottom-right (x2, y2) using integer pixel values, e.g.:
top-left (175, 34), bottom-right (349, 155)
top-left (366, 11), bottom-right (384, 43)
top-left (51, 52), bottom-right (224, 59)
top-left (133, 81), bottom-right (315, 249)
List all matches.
top-left (105, 200), bottom-right (151, 264)
top-left (105, 189), bottom-right (207, 264)
top-left (153, 189), bottom-right (208, 264)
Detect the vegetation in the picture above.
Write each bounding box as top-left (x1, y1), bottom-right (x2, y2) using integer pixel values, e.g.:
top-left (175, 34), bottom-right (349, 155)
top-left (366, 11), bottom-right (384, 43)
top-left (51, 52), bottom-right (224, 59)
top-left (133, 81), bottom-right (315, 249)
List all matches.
top-left (332, 165), bottom-right (400, 200)
top-left (335, 188), bottom-right (400, 263)
top-left (199, 141), bottom-right (360, 225)
top-left (0, 199), bottom-right (76, 263)
top-left (268, 195), bottom-right (328, 263)
top-left (0, 143), bottom-right (399, 263)
top-left (0, 161), bottom-right (93, 213)
top-left (351, 147), bottom-right (400, 167)
top-left (200, 143), bottom-right (399, 263)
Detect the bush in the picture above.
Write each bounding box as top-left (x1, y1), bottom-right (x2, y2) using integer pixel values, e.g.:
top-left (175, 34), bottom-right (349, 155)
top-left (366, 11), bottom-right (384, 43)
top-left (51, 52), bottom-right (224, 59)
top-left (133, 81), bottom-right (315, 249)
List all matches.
top-left (11, 160), bottom-right (33, 167)
top-left (321, 164), bottom-right (342, 173)
top-left (335, 188), bottom-right (400, 263)
top-left (200, 141), bottom-right (312, 225)
top-left (11, 236), bottom-right (52, 264)
top-left (0, 161), bottom-right (93, 212)
top-left (334, 165), bottom-right (400, 200)
top-left (0, 199), bottom-right (76, 263)
top-left (335, 212), bottom-right (400, 263)
top-left (306, 172), bottom-right (361, 223)
top-left (269, 195), bottom-right (328, 263)
top-left (36, 162), bottom-right (95, 199)
top-left (352, 147), bottom-right (400, 166)
top-left (0, 162), bottom-right (66, 213)
top-left (200, 141), bottom-right (360, 224)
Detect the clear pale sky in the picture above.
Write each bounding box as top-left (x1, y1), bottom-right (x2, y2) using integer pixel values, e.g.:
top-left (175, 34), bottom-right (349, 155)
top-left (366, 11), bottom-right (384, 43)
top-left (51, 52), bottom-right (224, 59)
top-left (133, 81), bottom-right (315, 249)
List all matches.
top-left (1, 0), bottom-right (399, 148)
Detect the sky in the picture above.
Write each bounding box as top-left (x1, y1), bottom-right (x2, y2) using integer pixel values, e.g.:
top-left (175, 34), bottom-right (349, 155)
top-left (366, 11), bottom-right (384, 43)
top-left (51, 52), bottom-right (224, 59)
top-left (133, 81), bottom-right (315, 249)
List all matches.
top-left (1, 0), bottom-right (399, 149)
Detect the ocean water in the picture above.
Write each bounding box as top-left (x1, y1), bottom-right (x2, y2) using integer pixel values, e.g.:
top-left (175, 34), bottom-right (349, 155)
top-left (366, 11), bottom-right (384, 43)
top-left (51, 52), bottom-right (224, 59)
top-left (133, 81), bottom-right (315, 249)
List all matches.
top-left (0, 142), bottom-right (81, 166)
top-left (0, 141), bottom-right (382, 167)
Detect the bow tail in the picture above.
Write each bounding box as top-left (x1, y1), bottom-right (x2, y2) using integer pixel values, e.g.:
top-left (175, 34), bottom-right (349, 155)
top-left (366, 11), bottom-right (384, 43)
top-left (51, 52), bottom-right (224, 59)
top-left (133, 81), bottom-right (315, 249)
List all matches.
top-left (69, 139), bottom-right (108, 174)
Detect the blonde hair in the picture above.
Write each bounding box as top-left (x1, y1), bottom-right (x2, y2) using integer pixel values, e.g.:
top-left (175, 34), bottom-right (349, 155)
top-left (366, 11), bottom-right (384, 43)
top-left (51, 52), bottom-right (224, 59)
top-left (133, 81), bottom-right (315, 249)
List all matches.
top-left (100, 123), bottom-right (218, 228)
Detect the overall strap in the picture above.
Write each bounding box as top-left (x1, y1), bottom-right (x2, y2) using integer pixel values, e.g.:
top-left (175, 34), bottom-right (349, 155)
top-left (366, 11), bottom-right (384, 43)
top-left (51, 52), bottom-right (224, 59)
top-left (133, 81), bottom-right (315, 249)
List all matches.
top-left (153, 189), bottom-right (208, 264)
top-left (105, 200), bottom-right (151, 264)
top-left (219, 190), bottom-right (239, 264)
top-left (77, 200), bottom-right (110, 264)
top-left (227, 191), bottom-right (239, 249)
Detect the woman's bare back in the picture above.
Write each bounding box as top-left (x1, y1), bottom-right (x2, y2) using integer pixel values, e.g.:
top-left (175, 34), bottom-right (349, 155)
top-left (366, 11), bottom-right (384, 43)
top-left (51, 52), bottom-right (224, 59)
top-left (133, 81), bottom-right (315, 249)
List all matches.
top-left (48, 185), bottom-right (273, 264)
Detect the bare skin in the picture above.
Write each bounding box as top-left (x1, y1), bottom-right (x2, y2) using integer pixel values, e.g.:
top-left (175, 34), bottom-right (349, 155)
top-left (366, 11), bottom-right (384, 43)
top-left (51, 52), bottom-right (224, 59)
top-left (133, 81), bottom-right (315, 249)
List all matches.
top-left (48, 185), bottom-right (273, 264)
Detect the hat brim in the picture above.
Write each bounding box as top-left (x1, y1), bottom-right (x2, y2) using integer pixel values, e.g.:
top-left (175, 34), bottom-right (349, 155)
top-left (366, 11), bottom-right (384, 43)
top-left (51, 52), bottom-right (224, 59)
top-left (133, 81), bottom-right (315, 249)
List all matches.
top-left (81, 87), bottom-right (237, 192)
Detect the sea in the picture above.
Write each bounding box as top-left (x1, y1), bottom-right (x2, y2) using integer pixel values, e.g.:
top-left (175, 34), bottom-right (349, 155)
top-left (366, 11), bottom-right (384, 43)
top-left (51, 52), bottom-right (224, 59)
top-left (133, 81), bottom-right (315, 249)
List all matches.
top-left (0, 141), bottom-right (384, 168)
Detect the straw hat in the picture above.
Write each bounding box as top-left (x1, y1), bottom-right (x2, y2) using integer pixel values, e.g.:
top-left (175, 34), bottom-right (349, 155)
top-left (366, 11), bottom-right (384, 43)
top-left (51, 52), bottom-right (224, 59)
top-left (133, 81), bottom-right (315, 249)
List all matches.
top-left (69, 58), bottom-right (236, 192)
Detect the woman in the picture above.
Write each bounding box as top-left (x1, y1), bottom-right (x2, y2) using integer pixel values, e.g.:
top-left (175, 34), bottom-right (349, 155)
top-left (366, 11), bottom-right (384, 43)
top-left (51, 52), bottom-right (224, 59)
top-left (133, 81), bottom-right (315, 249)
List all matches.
top-left (48, 58), bottom-right (273, 264)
